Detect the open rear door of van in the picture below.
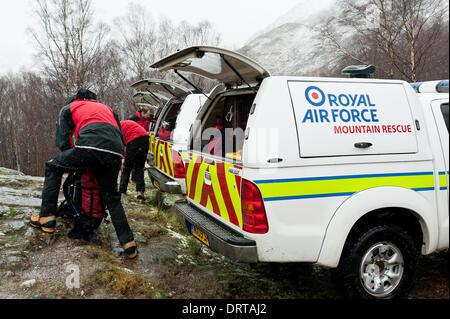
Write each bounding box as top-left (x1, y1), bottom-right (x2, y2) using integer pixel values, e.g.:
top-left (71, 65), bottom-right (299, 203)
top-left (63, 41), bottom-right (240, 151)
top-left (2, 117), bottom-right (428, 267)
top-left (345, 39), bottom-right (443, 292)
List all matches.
top-left (131, 78), bottom-right (192, 102)
top-left (152, 47), bottom-right (269, 232)
top-left (132, 79), bottom-right (192, 157)
top-left (151, 46), bottom-right (270, 87)
top-left (133, 91), bottom-right (169, 111)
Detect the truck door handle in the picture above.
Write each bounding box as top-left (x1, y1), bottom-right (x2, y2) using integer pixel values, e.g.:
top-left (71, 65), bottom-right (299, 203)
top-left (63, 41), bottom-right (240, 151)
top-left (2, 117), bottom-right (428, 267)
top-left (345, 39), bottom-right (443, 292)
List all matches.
top-left (354, 142), bottom-right (373, 149)
top-left (204, 171), bottom-right (212, 183)
top-left (228, 167), bottom-right (241, 175)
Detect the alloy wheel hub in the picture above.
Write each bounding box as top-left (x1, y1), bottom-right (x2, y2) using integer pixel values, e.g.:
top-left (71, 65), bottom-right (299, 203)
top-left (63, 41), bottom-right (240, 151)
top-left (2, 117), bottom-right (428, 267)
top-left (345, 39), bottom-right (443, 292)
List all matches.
top-left (359, 242), bottom-right (404, 297)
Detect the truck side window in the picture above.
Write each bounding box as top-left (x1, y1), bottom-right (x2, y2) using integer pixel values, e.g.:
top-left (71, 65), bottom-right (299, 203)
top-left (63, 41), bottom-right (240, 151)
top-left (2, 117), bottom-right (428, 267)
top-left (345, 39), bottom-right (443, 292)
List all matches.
top-left (441, 103), bottom-right (449, 132)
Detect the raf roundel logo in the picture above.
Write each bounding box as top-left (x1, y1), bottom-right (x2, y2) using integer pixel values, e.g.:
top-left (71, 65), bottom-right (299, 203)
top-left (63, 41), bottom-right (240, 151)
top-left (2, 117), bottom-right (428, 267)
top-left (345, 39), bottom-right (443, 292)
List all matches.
top-left (305, 86), bottom-right (325, 107)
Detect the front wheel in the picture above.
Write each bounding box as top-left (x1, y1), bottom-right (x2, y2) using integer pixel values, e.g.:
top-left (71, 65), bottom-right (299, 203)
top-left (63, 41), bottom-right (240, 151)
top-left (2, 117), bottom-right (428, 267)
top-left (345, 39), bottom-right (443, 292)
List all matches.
top-left (336, 223), bottom-right (419, 299)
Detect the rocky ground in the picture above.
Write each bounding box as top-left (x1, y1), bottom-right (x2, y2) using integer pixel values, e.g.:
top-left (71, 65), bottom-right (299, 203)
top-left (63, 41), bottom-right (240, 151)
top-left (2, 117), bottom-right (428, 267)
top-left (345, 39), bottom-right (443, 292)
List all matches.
top-left (0, 167), bottom-right (448, 299)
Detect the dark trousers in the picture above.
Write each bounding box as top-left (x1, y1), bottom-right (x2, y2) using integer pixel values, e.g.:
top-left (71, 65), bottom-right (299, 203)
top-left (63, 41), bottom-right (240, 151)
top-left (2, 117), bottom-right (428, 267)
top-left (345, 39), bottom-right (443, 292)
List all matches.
top-left (120, 136), bottom-right (149, 193)
top-left (40, 147), bottom-right (134, 245)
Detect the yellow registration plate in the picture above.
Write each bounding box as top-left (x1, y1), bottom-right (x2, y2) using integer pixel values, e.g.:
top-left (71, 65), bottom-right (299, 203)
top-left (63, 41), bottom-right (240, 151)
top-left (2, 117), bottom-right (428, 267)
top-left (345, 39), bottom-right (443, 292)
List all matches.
top-left (191, 225), bottom-right (210, 247)
top-left (154, 181), bottom-right (160, 190)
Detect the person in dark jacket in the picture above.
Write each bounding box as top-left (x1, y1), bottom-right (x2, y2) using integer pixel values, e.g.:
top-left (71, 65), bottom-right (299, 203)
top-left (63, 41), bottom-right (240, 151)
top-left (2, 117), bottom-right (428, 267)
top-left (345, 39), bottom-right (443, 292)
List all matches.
top-left (128, 106), bottom-right (154, 132)
top-left (119, 120), bottom-right (150, 200)
top-left (30, 88), bottom-right (138, 259)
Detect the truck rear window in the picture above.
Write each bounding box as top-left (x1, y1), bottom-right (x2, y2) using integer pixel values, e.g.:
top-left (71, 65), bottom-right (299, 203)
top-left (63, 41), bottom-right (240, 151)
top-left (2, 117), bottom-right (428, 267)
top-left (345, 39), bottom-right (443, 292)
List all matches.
top-left (194, 91), bottom-right (255, 162)
top-left (288, 81), bottom-right (418, 157)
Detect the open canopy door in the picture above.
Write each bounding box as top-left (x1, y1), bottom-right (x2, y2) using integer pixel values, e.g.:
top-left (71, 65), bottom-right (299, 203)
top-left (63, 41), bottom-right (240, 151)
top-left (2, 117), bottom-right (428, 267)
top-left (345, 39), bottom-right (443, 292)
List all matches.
top-left (131, 78), bottom-right (192, 100)
top-left (133, 91), bottom-right (170, 109)
top-left (151, 46), bottom-right (270, 87)
top-left (135, 102), bottom-right (158, 113)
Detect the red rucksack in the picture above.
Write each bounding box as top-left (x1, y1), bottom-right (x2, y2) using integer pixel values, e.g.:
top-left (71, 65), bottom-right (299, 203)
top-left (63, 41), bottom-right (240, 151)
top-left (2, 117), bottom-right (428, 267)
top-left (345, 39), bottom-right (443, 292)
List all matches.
top-left (59, 169), bottom-right (107, 243)
top-left (78, 169), bottom-right (105, 220)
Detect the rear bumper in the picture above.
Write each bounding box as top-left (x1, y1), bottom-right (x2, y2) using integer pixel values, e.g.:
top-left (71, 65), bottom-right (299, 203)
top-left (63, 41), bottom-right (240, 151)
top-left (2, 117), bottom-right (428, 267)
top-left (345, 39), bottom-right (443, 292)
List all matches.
top-left (174, 200), bottom-right (258, 263)
top-left (148, 167), bottom-right (182, 194)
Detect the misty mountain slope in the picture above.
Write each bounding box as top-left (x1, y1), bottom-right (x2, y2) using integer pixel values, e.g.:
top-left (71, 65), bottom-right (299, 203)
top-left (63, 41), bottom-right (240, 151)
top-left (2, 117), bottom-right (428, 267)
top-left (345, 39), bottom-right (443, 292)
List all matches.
top-left (240, 22), bottom-right (332, 76)
top-left (247, 0), bottom-right (336, 43)
top-left (238, 1), bottom-right (344, 77)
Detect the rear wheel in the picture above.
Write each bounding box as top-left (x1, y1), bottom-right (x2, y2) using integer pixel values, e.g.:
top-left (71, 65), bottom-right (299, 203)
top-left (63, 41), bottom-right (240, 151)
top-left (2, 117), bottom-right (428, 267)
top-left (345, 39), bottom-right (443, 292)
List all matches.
top-left (337, 223), bottom-right (419, 299)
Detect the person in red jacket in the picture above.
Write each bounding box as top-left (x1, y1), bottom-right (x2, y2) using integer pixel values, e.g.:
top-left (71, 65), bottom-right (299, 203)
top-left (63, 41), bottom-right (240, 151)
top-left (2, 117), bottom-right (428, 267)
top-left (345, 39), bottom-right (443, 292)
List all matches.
top-left (128, 106), bottom-right (154, 132)
top-left (128, 106), bottom-right (154, 183)
top-left (119, 120), bottom-right (150, 200)
top-left (29, 88), bottom-right (137, 259)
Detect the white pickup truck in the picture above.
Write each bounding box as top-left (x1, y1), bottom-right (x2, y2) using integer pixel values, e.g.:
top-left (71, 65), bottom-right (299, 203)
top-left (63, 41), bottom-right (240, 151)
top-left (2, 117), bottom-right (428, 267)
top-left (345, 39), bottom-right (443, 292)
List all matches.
top-left (152, 46), bottom-right (449, 299)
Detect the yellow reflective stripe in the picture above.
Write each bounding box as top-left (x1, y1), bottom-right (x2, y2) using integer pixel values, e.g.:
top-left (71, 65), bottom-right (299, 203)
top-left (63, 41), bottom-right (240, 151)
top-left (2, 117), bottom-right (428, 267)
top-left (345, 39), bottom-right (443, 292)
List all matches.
top-left (159, 142), bottom-right (166, 173)
top-left (439, 173), bottom-right (448, 189)
top-left (154, 140), bottom-right (160, 167)
top-left (180, 151), bottom-right (188, 161)
top-left (155, 140), bottom-right (172, 177)
top-left (209, 163), bottom-right (230, 222)
top-left (164, 142), bottom-right (173, 177)
top-left (194, 158), bottom-right (207, 203)
top-left (185, 156), bottom-right (195, 195)
top-left (257, 173), bottom-right (436, 201)
top-left (149, 134), bottom-right (155, 154)
top-left (186, 153), bottom-right (196, 198)
top-left (185, 153), bottom-right (243, 228)
top-left (224, 162), bottom-right (242, 227)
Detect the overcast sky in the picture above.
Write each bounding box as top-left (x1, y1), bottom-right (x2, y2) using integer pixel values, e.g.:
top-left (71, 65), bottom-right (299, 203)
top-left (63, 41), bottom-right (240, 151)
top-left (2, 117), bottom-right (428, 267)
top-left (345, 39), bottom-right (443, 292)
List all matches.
top-left (0, 0), bottom-right (321, 74)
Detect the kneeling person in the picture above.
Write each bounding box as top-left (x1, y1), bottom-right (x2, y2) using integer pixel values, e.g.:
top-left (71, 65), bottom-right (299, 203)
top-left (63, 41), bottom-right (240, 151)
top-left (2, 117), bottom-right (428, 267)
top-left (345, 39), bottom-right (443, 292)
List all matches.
top-left (30, 89), bottom-right (137, 259)
top-left (119, 120), bottom-right (150, 200)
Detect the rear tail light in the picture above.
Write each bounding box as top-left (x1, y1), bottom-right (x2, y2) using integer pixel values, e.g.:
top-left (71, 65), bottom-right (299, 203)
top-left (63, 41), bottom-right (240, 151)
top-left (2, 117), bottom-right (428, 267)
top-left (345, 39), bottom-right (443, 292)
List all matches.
top-left (241, 179), bottom-right (268, 234)
top-left (171, 150), bottom-right (186, 179)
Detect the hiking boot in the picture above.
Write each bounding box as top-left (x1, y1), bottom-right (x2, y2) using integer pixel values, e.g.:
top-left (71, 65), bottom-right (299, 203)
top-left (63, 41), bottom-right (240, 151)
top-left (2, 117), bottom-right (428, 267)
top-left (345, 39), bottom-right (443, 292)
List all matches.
top-left (29, 214), bottom-right (56, 233)
top-left (122, 240), bottom-right (138, 259)
top-left (136, 192), bottom-right (145, 201)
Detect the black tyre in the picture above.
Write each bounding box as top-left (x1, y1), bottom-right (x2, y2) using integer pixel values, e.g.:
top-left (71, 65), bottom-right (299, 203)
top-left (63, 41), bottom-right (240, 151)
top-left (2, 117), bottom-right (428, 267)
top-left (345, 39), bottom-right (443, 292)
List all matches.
top-left (336, 223), bottom-right (419, 299)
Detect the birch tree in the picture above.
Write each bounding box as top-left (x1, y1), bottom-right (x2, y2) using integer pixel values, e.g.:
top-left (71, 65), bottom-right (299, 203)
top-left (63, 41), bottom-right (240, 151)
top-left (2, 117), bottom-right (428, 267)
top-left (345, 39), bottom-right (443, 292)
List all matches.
top-left (320, 0), bottom-right (448, 81)
top-left (30, 0), bottom-right (108, 96)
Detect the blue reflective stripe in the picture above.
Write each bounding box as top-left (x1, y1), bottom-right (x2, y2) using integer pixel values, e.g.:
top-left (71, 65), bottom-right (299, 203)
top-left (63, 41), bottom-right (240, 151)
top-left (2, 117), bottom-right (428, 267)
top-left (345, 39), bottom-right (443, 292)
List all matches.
top-left (411, 187), bottom-right (436, 192)
top-left (254, 171), bottom-right (434, 185)
top-left (264, 192), bottom-right (355, 202)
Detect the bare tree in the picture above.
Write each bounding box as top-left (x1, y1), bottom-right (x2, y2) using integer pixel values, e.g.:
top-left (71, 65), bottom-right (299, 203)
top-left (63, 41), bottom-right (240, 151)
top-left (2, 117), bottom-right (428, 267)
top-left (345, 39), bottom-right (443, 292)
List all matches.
top-left (115, 10), bottom-right (223, 94)
top-left (0, 72), bottom-right (64, 175)
top-left (319, 0), bottom-right (449, 81)
top-left (0, 3), bottom-right (226, 176)
top-left (177, 20), bottom-right (222, 48)
top-left (115, 3), bottom-right (158, 80)
top-left (30, 0), bottom-right (108, 96)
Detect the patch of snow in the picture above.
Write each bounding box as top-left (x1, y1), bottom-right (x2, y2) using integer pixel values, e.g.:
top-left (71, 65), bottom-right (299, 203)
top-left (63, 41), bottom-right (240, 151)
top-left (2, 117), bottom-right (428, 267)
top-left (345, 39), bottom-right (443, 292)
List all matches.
top-left (166, 228), bottom-right (189, 248)
top-left (20, 279), bottom-right (37, 288)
